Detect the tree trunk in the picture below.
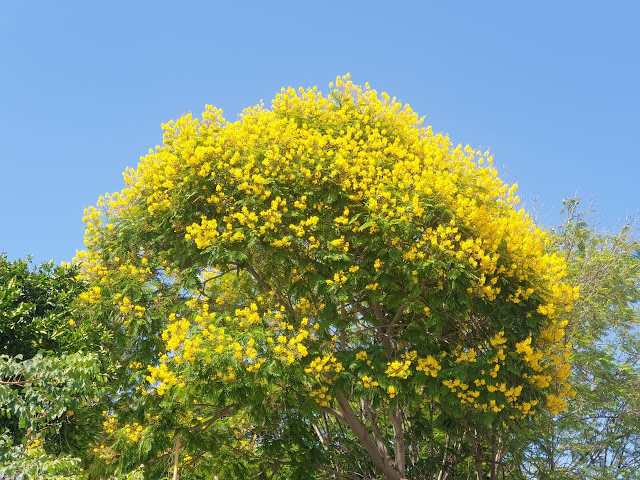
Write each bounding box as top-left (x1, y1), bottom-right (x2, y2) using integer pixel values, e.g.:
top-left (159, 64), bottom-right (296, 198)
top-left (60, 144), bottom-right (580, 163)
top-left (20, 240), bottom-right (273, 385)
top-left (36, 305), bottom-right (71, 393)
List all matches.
top-left (171, 433), bottom-right (182, 480)
top-left (336, 393), bottom-right (406, 480)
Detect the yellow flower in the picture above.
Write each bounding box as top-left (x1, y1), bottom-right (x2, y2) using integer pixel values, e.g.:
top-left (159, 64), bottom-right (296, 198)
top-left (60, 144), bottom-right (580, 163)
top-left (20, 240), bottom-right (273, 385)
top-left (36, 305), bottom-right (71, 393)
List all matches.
top-left (355, 351), bottom-right (368, 361)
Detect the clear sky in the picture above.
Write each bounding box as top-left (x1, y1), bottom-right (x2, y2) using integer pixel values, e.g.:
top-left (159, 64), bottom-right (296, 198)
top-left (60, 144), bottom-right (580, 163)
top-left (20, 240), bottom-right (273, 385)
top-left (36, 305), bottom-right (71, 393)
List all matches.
top-left (1, 1), bottom-right (638, 264)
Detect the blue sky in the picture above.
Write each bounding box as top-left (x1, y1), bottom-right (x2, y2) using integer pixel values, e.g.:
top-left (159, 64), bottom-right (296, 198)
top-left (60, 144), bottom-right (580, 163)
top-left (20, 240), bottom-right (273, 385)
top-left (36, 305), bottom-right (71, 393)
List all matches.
top-left (1, 1), bottom-right (638, 264)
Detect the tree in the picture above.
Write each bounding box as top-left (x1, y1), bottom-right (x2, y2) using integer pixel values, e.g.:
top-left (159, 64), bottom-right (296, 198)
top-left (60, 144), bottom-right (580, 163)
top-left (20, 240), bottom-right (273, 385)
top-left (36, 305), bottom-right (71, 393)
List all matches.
top-left (514, 200), bottom-right (640, 479)
top-left (0, 255), bottom-right (103, 479)
top-left (76, 75), bottom-right (577, 479)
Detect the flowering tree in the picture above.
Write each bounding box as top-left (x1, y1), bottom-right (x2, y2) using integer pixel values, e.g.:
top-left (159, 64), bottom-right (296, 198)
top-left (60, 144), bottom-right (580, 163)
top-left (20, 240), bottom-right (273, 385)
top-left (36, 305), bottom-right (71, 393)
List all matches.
top-left (77, 75), bottom-right (577, 480)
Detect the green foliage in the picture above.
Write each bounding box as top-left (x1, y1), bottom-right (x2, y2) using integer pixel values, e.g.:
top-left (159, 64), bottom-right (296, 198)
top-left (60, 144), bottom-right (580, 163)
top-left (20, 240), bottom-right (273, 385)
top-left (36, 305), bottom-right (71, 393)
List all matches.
top-left (514, 200), bottom-right (640, 479)
top-left (0, 255), bottom-right (85, 358)
top-left (0, 440), bottom-right (83, 480)
top-left (0, 352), bottom-right (100, 431)
top-left (0, 255), bottom-right (104, 479)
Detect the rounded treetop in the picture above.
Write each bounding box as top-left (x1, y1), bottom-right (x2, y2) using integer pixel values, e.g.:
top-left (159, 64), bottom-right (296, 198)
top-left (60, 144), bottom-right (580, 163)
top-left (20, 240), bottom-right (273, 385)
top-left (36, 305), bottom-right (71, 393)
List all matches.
top-left (77, 75), bottom-right (576, 478)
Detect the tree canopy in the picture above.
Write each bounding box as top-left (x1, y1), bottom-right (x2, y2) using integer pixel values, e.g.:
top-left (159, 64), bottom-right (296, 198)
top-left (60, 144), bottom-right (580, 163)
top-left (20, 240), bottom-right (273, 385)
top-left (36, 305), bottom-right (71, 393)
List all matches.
top-left (71, 75), bottom-right (579, 480)
top-left (0, 256), bottom-right (102, 479)
top-left (517, 200), bottom-right (640, 479)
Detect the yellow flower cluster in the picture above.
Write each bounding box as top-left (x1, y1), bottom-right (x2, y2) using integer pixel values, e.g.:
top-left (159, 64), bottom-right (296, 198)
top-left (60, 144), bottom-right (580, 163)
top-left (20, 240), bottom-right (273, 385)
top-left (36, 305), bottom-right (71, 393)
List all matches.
top-left (361, 375), bottom-right (379, 389)
top-left (547, 384), bottom-right (574, 415)
top-left (387, 385), bottom-right (398, 398)
top-left (26, 438), bottom-right (42, 452)
top-left (504, 385), bottom-right (523, 403)
top-left (415, 355), bottom-right (441, 377)
top-left (273, 318), bottom-right (313, 365)
top-left (515, 336), bottom-right (542, 371)
top-left (305, 355), bottom-right (344, 380)
top-left (103, 412), bottom-right (117, 434)
top-left (454, 347), bottom-right (477, 364)
top-left (162, 314), bottom-right (192, 353)
top-left (385, 359), bottom-right (412, 379)
top-left (216, 365), bottom-right (237, 382)
top-left (115, 294), bottom-right (146, 319)
top-left (123, 422), bottom-right (144, 442)
top-left (355, 350), bottom-right (368, 361)
top-left (79, 285), bottom-right (101, 304)
top-left (443, 378), bottom-right (481, 405)
top-left (234, 303), bottom-right (262, 327)
top-left (74, 249), bottom-right (107, 281)
top-left (146, 363), bottom-right (182, 396)
top-left (246, 357), bottom-right (266, 373)
top-left (185, 217), bottom-right (220, 249)
top-left (325, 270), bottom-right (348, 287)
top-left (514, 399), bottom-right (539, 417)
top-left (310, 385), bottom-right (333, 407)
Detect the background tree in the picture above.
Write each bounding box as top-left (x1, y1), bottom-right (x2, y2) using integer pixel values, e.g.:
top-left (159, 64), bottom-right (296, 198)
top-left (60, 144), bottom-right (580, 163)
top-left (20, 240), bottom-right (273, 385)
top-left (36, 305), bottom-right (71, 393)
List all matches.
top-left (513, 200), bottom-right (640, 479)
top-left (76, 76), bottom-right (577, 480)
top-left (0, 255), bottom-right (103, 479)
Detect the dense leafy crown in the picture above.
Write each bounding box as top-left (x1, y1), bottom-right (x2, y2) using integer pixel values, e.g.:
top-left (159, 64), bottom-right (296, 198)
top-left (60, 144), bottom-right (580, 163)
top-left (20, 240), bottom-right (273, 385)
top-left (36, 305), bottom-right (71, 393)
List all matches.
top-left (76, 75), bottom-right (577, 475)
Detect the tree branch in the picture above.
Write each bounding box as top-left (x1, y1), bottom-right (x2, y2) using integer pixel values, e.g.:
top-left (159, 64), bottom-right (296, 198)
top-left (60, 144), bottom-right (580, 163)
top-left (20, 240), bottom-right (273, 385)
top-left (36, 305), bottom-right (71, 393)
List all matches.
top-left (336, 393), bottom-right (405, 480)
top-left (390, 403), bottom-right (406, 475)
top-left (385, 304), bottom-right (408, 337)
top-left (245, 264), bottom-right (295, 317)
top-left (189, 404), bottom-right (236, 432)
top-left (469, 430), bottom-right (484, 480)
top-left (171, 433), bottom-right (181, 480)
top-left (320, 405), bottom-right (346, 421)
top-left (315, 464), bottom-right (360, 480)
top-left (361, 398), bottom-right (391, 460)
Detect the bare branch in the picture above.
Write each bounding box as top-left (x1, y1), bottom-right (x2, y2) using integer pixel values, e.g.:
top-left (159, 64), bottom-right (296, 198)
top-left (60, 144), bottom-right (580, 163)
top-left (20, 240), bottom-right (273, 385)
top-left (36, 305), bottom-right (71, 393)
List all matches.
top-left (189, 404), bottom-right (236, 432)
top-left (320, 405), bottom-right (346, 421)
top-left (385, 304), bottom-right (408, 337)
top-left (371, 301), bottom-right (384, 324)
top-left (315, 464), bottom-right (360, 480)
